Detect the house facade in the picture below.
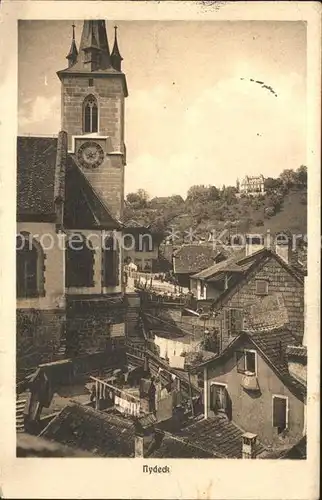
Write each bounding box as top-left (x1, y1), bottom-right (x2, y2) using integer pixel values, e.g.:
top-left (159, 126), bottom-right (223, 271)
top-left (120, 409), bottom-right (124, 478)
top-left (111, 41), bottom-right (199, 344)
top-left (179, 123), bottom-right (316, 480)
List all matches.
top-left (122, 221), bottom-right (162, 272)
top-left (237, 174), bottom-right (265, 196)
top-left (201, 329), bottom-right (306, 449)
top-left (191, 247), bottom-right (304, 343)
top-left (16, 20), bottom-right (129, 372)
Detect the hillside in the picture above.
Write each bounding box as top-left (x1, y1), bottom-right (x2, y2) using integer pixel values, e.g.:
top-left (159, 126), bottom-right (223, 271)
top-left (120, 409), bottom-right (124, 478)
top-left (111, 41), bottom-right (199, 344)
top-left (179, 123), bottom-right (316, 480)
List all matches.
top-left (123, 167), bottom-right (307, 244)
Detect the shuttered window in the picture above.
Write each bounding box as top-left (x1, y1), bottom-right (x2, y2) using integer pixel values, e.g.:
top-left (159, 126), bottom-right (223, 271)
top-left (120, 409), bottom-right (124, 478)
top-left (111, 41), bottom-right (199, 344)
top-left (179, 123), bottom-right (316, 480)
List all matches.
top-left (210, 384), bottom-right (227, 413)
top-left (273, 396), bottom-right (288, 433)
top-left (223, 308), bottom-right (243, 336)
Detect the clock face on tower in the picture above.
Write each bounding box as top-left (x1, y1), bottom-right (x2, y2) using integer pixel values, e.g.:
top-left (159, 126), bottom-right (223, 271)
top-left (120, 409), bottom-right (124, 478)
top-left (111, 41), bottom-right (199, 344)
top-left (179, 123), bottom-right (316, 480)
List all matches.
top-left (77, 141), bottom-right (105, 169)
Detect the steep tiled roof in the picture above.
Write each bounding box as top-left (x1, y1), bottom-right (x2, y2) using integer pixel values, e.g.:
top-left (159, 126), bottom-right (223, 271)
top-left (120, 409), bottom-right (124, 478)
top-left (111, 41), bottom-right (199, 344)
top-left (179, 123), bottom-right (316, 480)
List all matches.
top-left (17, 433), bottom-right (93, 457)
top-left (209, 250), bottom-right (304, 314)
top-left (192, 328), bottom-right (306, 400)
top-left (173, 244), bottom-right (217, 274)
top-left (149, 432), bottom-right (213, 458)
top-left (248, 329), bottom-right (306, 399)
top-left (284, 435), bottom-right (307, 459)
top-left (286, 345), bottom-right (307, 359)
top-left (17, 136), bottom-right (58, 216)
top-left (192, 248), bottom-right (247, 279)
top-left (174, 416), bottom-right (265, 458)
top-left (40, 403), bottom-right (136, 457)
top-left (64, 158), bottom-right (121, 229)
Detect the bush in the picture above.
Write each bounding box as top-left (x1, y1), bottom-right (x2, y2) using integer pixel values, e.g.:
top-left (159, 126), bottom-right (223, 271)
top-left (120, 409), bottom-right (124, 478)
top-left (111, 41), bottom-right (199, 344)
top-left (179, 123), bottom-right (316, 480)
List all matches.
top-left (265, 206), bottom-right (275, 218)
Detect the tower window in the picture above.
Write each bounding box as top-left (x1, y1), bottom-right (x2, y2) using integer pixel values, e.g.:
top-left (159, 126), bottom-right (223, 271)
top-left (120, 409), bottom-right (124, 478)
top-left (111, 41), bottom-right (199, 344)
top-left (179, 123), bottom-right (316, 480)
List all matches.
top-left (83, 94), bottom-right (98, 133)
top-left (88, 78), bottom-right (94, 87)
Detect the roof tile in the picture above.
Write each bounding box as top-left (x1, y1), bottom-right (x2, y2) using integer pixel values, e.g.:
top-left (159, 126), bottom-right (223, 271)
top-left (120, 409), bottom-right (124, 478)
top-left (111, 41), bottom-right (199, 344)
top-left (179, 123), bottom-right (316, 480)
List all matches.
top-left (17, 136), bottom-right (58, 215)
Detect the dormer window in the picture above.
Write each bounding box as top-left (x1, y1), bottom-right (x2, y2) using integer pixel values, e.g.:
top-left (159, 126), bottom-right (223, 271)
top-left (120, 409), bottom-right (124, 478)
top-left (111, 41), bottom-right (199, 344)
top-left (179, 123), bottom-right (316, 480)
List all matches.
top-left (83, 94), bottom-right (98, 133)
top-left (236, 349), bottom-right (257, 376)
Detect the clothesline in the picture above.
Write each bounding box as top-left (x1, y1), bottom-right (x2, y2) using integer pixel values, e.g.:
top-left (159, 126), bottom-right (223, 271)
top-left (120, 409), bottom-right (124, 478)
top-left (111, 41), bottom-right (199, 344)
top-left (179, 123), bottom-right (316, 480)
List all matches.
top-left (90, 376), bottom-right (141, 403)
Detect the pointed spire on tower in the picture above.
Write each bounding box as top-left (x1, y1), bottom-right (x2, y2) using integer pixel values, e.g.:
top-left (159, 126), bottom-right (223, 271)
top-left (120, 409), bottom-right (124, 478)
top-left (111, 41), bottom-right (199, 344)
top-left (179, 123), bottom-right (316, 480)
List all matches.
top-left (66, 23), bottom-right (78, 68)
top-left (111, 25), bottom-right (123, 71)
top-left (79, 20), bottom-right (111, 71)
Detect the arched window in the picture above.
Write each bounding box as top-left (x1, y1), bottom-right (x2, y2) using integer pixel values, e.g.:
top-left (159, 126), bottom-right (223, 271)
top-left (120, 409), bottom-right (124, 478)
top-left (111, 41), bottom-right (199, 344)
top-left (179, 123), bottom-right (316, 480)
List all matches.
top-left (66, 233), bottom-right (95, 288)
top-left (83, 94), bottom-right (98, 133)
top-left (16, 233), bottom-right (45, 298)
top-left (103, 235), bottom-right (120, 287)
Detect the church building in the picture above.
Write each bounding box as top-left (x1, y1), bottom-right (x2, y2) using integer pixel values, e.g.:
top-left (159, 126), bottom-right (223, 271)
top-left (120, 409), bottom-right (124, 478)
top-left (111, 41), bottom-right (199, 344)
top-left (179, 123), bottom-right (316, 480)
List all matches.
top-left (16, 20), bottom-right (129, 373)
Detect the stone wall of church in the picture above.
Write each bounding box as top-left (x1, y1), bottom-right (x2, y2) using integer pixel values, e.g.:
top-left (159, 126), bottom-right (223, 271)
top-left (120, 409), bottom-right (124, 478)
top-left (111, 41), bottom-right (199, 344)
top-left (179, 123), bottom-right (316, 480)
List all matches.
top-left (65, 298), bottom-right (126, 356)
top-left (16, 308), bottom-right (65, 377)
top-left (61, 75), bottom-right (125, 152)
top-left (65, 229), bottom-right (124, 295)
top-left (17, 222), bottom-right (65, 310)
top-left (61, 74), bottom-right (125, 218)
top-left (81, 154), bottom-right (124, 220)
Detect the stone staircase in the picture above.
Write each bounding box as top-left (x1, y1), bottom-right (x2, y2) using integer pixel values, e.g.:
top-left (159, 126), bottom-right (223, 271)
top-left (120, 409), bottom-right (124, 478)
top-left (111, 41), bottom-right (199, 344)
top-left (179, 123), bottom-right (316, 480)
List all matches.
top-left (16, 397), bottom-right (27, 433)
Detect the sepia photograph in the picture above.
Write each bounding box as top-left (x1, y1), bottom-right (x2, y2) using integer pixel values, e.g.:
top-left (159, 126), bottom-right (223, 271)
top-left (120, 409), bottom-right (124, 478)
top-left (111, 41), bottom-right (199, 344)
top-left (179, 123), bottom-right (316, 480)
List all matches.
top-left (15, 17), bottom-right (309, 460)
top-left (0, 1), bottom-right (320, 499)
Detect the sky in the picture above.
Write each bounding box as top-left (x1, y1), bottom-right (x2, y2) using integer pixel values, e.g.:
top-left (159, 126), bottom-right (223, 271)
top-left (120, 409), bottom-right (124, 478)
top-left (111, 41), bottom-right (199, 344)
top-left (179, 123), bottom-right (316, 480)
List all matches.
top-left (18, 20), bottom-right (307, 198)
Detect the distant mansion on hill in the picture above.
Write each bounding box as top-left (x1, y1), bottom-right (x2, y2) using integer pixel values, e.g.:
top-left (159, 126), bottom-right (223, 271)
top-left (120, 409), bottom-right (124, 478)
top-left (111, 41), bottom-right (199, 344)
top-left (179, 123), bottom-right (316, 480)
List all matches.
top-left (237, 174), bottom-right (265, 196)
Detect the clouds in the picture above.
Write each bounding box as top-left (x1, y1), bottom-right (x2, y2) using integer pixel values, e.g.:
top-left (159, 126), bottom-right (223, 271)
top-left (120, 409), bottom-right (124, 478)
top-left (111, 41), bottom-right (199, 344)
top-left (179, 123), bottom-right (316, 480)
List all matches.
top-left (18, 95), bottom-right (60, 132)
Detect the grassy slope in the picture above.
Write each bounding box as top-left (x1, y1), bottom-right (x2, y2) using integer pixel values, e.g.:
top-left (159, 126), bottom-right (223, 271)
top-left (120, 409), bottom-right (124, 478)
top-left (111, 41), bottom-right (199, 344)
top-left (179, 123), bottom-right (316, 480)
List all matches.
top-left (124, 189), bottom-right (307, 239)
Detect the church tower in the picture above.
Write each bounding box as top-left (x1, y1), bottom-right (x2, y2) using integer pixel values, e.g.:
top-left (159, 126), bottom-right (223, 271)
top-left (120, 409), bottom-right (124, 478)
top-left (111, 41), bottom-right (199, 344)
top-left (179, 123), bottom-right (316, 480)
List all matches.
top-left (57, 20), bottom-right (128, 219)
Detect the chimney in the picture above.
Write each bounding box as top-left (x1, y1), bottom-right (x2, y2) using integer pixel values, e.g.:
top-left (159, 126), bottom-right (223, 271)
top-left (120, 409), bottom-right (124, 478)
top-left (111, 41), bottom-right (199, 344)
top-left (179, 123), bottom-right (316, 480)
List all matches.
top-left (242, 432), bottom-right (257, 459)
top-left (245, 235), bottom-right (264, 257)
top-left (275, 233), bottom-right (292, 264)
top-left (134, 422), bottom-right (155, 458)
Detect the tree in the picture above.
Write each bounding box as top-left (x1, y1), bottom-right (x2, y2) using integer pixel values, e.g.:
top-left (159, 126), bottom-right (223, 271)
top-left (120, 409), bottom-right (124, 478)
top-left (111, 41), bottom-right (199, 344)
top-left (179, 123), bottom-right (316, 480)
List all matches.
top-left (264, 177), bottom-right (283, 191)
top-left (221, 186), bottom-right (237, 205)
top-left (126, 189), bottom-right (150, 209)
top-left (264, 206), bottom-right (276, 218)
top-left (208, 186), bottom-right (220, 201)
top-left (186, 185), bottom-right (209, 203)
top-left (279, 169), bottom-right (297, 188)
top-left (296, 165), bottom-right (307, 188)
top-left (137, 189), bottom-right (150, 203)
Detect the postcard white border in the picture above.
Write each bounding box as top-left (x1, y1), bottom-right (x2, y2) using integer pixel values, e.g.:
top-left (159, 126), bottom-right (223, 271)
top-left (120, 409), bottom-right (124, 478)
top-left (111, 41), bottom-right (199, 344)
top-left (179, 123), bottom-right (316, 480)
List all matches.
top-left (0, 1), bottom-right (320, 499)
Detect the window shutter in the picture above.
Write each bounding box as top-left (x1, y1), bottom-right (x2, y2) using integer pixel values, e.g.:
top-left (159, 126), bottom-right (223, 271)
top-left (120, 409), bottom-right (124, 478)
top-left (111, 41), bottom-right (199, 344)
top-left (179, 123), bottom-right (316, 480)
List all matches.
top-left (220, 386), bottom-right (227, 411)
top-left (210, 384), bottom-right (217, 411)
top-left (236, 350), bottom-right (246, 373)
top-left (273, 397), bottom-right (287, 429)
